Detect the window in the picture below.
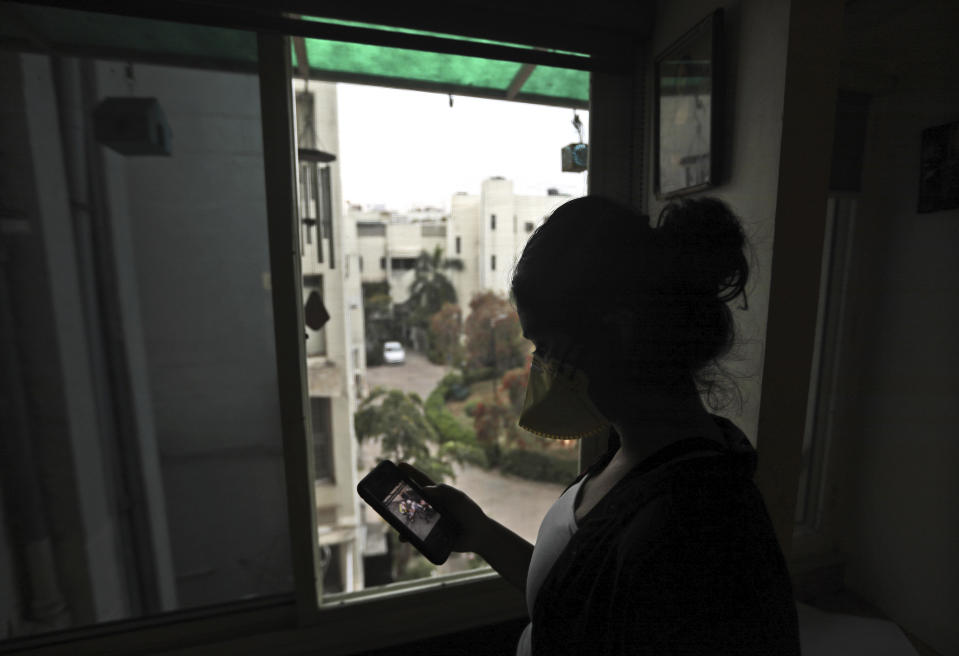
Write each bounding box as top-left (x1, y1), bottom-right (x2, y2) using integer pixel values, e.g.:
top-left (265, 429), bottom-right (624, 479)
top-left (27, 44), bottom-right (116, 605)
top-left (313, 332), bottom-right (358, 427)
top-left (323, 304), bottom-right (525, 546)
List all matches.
top-left (359, 255), bottom-right (364, 272)
top-left (0, 15), bottom-right (295, 641)
top-left (319, 166), bottom-right (334, 266)
top-left (297, 164), bottom-right (333, 266)
top-left (358, 222), bottom-right (387, 237)
top-left (490, 213), bottom-right (496, 230)
top-left (456, 236), bottom-right (462, 254)
top-left (380, 256), bottom-right (387, 270)
top-left (491, 254), bottom-right (497, 270)
top-left (525, 221), bottom-right (535, 233)
top-left (390, 257), bottom-right (417, 270)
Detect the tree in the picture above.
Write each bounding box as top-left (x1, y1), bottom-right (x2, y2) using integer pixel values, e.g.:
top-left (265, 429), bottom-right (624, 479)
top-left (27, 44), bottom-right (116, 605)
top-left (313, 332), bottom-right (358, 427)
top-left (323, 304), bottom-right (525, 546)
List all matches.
top-left (428, 302), bottom-right (464, 366)
top-left (499, 353), bottom-right (533, 415)
top-left (354, 387), bottom-right (454, 484)
top-left (406, 246), bottom-right (463, 350)
top-left (463, 291), bottom-right (526, 371)
top-left (497, 355), bottom-right (535, 449)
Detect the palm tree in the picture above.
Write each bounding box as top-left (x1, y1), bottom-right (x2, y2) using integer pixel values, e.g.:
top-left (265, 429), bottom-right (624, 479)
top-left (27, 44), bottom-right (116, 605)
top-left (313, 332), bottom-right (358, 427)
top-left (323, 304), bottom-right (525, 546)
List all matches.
top-left (404, 246), bottom-right (463, 351)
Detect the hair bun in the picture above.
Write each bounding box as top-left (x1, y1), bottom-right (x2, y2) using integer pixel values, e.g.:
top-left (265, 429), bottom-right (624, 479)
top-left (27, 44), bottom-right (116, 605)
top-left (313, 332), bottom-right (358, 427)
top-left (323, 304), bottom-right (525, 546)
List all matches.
top-left (656, 197), bottom-right (749, 305)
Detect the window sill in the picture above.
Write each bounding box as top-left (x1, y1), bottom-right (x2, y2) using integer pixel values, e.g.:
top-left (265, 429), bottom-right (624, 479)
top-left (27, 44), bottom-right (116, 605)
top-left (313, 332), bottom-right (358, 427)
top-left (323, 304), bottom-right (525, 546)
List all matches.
top-left (0, 572), bottom-right (526, 656)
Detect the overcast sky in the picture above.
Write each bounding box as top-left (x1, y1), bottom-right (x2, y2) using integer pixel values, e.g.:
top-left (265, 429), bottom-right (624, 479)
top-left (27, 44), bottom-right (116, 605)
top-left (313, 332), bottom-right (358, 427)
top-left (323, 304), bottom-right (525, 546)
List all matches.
top-left (334, 84), bottom-right (589, 212)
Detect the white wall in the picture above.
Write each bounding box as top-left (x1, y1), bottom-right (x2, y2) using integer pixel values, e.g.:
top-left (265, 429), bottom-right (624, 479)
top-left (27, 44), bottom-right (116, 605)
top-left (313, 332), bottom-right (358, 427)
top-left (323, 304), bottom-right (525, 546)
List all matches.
top-left (647, 0), bottom-right (791, 443)
top-left (450, 193), bottom-right (482, 310)
top-left (834, 3), bottom-right (959, 651)
top-left (450, 181), bottom-right (570, 312)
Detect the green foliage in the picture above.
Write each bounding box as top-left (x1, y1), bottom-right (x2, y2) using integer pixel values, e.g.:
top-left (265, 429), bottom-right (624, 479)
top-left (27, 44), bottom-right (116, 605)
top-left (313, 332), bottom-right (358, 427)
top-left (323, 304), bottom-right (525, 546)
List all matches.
top-left (461, 367), bottom-right (496, 385)
top-left (447, 384), bottom-right (471, 401)
top-left (473, 401), bottom-right (510, 446)
top-left (439, 371), bottom-right (464, 389)
top-left (354, 387), bottom-right (453, 484)
top-left (427, 302), bottom-right (464, 366)
top-left (498, 449), bottom-right (579, 485)
top-left (424, 375), bottom-right (478, 446)
top-left (500, 357), bottom-right (532, 415)
top-left (420, 373), bottom-right (490, 471)
top-left (463, 399), bottom-right (481, 417)
top-left (463, 291), bottom-right (526, 372)
top-left (407, 246), bottom-right (463, 336)
top-left (482, 442), bottom-right (502, 468)
top-left (439, 441), bottom-right (488, 468)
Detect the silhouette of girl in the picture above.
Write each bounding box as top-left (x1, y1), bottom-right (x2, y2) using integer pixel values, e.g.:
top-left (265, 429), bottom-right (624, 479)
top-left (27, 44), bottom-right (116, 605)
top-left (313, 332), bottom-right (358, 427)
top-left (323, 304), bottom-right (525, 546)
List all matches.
top-left (401, 196), bottom-right (799, 655)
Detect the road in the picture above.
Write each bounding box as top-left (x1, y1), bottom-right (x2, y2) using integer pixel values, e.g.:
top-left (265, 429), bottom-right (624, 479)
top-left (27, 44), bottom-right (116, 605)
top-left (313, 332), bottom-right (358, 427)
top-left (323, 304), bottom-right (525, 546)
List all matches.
top-left (366, 349), bottom-right (450, 400)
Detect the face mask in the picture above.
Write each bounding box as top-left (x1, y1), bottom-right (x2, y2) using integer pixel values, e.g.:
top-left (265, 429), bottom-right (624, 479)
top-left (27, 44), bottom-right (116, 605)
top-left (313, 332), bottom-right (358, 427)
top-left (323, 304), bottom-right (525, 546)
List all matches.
top-left (518, 354), bottom-right (611, 440)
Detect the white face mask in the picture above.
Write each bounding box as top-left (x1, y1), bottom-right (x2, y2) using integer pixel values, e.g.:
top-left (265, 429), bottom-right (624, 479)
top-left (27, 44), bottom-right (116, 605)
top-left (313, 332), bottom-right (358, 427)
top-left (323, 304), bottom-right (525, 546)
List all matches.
top-left (517, 354), bottom-right (610, 440)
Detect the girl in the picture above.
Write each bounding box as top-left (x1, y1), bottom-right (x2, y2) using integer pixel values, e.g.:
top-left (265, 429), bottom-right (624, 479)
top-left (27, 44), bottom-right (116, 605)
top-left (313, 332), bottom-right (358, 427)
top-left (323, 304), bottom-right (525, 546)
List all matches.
top-left (401, 196), bottom-right (799, 655)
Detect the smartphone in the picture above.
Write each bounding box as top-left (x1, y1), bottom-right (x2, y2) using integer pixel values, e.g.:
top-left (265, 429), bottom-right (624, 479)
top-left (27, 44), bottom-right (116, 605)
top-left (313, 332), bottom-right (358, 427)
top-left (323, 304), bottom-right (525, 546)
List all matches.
top-left (357, 460), bottom-right (458, 565)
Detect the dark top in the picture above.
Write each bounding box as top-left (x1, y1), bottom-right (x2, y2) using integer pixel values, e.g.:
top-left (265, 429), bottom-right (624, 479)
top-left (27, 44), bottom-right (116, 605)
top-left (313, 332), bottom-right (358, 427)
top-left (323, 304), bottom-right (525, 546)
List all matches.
top-left (530, 417), bottom-right (800, 655)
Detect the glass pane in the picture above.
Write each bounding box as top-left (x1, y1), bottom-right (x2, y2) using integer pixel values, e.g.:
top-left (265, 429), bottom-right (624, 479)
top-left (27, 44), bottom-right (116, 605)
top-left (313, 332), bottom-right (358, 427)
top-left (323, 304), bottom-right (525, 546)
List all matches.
top-left (0, 8), bottom-right (291, 641)
top-left (292, 76), bottom-right (589, 592)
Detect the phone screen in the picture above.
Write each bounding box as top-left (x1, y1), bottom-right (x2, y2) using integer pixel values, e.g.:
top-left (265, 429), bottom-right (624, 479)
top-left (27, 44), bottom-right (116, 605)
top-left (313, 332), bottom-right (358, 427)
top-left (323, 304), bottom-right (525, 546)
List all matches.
top-left (383, 480), bottom-right (441, 543)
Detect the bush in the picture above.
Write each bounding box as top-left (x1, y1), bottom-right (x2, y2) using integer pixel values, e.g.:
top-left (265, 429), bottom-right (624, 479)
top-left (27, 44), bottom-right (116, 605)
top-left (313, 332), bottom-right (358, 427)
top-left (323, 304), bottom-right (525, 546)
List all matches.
top-left (498, 449), bottom-right (579, 485)
top-left (483, 442), bottom-right (502, 468)
top-left (461, 367), bottom-right (496, 385)
top-left (464, 399), bottom-right (481, 417)
top-left (447, 384), bottom-right (471, 401)
top-left (425, 374), bottom-right (479, 447)
top-left (439, 441), bottom-right (488, 468)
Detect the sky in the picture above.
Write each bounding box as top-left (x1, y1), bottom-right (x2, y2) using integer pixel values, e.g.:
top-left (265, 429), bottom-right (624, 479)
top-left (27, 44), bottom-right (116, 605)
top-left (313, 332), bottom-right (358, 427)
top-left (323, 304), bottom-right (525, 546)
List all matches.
top-left (334, 84), bottom-right (589, 212)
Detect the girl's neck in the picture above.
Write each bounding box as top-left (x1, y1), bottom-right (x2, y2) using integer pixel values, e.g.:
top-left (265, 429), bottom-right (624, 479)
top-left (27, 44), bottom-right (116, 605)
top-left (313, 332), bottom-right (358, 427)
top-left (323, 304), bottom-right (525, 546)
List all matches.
top-left (609, 392), bottom-right (725, 468)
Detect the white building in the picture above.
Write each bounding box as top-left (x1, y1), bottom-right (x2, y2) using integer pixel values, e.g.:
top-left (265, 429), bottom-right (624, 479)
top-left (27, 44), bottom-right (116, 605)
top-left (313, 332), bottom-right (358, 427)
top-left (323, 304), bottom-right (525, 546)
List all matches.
top-left (352, 207), bottom-right (448, 305)
top-left (447, 178), bottom-right (571, 309)
top-left (354, 179), bottom-right (570, 315)
top-left (294, 79), bottom-right (367, 593)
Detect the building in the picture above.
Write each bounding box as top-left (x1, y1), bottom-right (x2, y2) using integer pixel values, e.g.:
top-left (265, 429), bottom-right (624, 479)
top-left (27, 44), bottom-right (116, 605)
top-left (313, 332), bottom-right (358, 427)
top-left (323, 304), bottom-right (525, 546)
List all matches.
top-left (353, 206), bottom-right (449, 305)
top-left (293, 78), bottom-right (368, 594)
top-left (354, 179), bottom-right (571, 313)
top-left (447, 177), bottom-right (571, 308)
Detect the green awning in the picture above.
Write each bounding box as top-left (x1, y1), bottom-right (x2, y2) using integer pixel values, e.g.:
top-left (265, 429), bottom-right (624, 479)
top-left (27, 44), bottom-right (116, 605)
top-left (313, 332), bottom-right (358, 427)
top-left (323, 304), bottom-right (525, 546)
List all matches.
top-left (1, 3), bottom-right (589, 108)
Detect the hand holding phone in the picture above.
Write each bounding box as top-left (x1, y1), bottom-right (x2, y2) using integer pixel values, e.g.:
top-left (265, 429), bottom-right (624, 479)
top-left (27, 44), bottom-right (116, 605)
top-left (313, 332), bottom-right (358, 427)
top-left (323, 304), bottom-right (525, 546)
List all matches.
top-left (395, 463), bottom-right (489, 554)
top-left (357, 460), bottom-right (460, 564)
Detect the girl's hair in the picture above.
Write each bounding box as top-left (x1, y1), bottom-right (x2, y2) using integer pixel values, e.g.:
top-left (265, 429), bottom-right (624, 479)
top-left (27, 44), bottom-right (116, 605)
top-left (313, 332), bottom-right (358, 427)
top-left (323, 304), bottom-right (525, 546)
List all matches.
top-left (510, 195), bottom-right (749, 406)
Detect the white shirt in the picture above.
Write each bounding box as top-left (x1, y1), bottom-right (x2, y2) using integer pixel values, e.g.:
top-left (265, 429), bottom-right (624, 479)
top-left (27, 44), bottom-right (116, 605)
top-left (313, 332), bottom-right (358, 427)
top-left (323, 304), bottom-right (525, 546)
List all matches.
top-left (516, 475), bottom-right (589, 656)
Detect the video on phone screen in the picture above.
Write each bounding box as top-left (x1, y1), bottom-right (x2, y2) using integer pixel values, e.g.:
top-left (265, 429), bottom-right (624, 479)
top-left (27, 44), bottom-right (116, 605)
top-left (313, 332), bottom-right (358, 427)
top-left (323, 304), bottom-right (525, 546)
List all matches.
top-left (383, 481), bottom-right (440, 542)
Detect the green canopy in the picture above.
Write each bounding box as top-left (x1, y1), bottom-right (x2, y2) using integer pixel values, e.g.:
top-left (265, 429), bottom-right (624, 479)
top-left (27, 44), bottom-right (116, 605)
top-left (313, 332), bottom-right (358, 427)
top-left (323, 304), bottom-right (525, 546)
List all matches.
top-left (1, 3), bottom-right (589, 108)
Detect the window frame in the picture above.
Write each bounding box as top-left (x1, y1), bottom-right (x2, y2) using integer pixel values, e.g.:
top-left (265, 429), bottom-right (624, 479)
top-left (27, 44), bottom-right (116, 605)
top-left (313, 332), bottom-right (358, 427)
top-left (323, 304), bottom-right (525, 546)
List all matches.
top-left (790, 193), bottom-right (859, 564)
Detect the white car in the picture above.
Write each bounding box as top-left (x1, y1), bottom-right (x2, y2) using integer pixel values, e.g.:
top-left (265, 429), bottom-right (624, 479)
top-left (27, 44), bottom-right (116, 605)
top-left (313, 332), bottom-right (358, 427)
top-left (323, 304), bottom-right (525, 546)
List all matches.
top-left (382, 341), bottom-right (406, 365)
